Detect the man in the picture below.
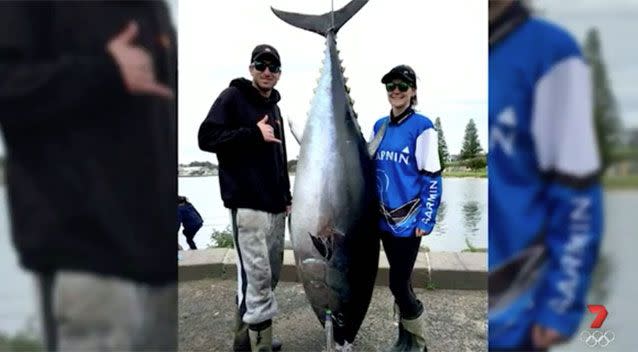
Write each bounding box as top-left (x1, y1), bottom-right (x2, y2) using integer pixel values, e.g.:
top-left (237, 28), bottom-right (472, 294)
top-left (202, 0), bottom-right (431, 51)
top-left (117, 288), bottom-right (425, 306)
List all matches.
top-left (198, 44), bottom-right (291, 352)
top-left (488, 1), bottom-right (604, 350)
top-left (0, 2), bottom-right (177, 351)
top-left (177, 195), bottom-right (204, 250)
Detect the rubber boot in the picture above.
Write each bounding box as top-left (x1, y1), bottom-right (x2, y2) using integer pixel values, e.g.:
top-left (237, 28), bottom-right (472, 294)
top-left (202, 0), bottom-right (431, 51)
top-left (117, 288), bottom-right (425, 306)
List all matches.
top-left (386, 303), bottom-right (410, 352)
top-left (233, 308), bottom-right (251, 352)
top-left (249, 326), bottom-right (273, 352)
top-left (233, 310), bottom-right (282, 351)
top-left (336, 341), bottom-right (353, 352)
top-left (271, 338), bottom-right (282, 351)
top-left (401, 311), bottom-right (428, 352)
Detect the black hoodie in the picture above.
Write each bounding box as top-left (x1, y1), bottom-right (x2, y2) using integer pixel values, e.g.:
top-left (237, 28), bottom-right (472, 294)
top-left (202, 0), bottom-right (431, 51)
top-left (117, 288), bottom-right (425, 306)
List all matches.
top-left (0, 1), bottom-right (177, 285)
top-left (198, 78), bottom-right (292, 213)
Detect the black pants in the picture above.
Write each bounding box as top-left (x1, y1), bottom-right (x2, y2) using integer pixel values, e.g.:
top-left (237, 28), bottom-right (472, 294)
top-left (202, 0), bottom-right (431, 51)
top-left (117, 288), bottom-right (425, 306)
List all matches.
top-left (381, 231), bottom-right (423, 319)
top-left (182, 229), bottom-right (198, 250)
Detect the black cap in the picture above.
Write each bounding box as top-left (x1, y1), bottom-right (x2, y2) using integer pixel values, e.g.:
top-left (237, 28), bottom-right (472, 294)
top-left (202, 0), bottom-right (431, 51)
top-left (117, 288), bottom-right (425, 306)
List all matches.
top-left (381, 65), bottom-right (417, 88)
top-left (251, 44), bottom-right (281, 66)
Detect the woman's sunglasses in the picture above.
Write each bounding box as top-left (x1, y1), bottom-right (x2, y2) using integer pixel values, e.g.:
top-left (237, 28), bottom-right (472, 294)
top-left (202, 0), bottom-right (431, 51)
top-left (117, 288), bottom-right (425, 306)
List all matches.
top-left (252, 61), bottom-right (281, 73)
top-left (385, 82), bottom-right (411, 92)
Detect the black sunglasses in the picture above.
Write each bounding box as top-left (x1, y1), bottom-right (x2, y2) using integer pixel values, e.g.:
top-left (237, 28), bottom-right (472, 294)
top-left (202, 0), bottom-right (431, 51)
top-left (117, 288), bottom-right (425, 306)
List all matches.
top-left (385, 82), bottom-right (411, 92)
top-left (252, 61), bottom-right (281, 73)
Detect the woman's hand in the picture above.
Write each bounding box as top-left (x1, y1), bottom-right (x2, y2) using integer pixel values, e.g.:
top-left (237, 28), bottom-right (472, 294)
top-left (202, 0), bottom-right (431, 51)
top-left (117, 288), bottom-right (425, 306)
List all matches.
top-left (532, 325), bottom-right (566, 349)
top-left (415, 228), bottom-right (429, 237)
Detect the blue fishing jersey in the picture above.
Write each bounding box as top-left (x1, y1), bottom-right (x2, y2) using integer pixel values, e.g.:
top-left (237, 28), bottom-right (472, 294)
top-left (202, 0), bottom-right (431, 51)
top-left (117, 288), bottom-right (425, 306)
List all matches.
top-left (489, 7), bottom-right (604, 348)
top-left (371, 110), bottom-right (443, 237)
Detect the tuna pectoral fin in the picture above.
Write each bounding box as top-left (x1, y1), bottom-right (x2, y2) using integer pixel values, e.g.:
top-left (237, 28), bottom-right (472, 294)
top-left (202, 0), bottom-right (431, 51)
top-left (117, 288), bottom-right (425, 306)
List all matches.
top-left (310, 232), bottom-right (333, 261)
top-left (309, 228), bottom-right (346, 261)
top-left (271, 0), bottom-right (369, 37)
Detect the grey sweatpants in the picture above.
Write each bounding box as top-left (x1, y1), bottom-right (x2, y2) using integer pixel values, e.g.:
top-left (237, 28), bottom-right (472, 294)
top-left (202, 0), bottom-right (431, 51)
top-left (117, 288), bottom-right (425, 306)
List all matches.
top-left (38, 271), bottom-right (176, 351)
top-left (231, 208), bottom-right (285, 326)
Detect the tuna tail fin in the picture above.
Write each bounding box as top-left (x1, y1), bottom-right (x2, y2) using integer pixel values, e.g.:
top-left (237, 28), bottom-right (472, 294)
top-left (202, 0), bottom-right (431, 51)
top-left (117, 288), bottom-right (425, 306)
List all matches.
top-left (271, 0), bottom-right (369, 37)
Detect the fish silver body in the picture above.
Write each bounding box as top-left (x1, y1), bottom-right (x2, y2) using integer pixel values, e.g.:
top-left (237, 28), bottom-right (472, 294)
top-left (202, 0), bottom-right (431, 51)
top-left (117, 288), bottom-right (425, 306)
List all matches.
top-left (273, 1), bottom-right (380, 343)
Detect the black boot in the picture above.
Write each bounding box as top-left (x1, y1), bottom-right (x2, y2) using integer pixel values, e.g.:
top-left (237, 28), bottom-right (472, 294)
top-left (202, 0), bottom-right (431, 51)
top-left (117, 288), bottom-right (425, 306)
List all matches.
top-left (386, 303), bottom-right (410, 352)
top-left (400, 311), bottom-right (428, 352)
top-left (271, 338), bottom-right (282, 351)
top-left (386, 303), bottom-right (428, 352)
top-left (233, 308), bottom-right (251, 352)
top-left (249, 326), bottom-right (272, 352)
top-left (233, 309), bottom-right (282, 351)
top-left (386, 322), bottom-right (410, 352)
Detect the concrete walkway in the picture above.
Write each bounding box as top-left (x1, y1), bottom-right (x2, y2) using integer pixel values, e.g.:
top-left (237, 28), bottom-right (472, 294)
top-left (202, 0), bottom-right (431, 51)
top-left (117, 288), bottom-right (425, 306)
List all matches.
top-left (178, 248), bottom-right (487, 290)
top-left (178, 278), bottom-right (487, 351)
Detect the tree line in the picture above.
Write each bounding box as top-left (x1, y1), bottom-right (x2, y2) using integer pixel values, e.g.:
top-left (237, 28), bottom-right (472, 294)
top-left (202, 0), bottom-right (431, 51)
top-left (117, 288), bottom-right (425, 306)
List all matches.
top-left (583, 27), bottom-right (627, 172)
top-left (179, 161), bottom-right (217, 169)
top-left (432, 27), bottom-right (631, 173)
top-left (179, 160), bottom-right (299, 173)
top-left (435, 117), bottom-right (485, 171)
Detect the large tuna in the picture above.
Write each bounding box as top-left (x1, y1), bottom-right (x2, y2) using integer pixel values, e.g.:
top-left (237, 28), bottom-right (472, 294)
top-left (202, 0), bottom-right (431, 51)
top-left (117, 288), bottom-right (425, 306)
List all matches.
top-left (271, 0), bottom-right (380, 346)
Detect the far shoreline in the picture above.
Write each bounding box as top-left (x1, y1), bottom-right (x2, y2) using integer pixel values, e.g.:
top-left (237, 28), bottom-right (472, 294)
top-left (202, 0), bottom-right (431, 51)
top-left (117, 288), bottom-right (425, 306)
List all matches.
top-left (178, 173), bottom-right (488, 179)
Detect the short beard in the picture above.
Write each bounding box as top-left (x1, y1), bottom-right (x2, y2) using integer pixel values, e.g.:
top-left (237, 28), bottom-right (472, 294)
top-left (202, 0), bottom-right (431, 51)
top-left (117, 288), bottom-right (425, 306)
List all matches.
top-left (252, 80), bottom-right (272, 97)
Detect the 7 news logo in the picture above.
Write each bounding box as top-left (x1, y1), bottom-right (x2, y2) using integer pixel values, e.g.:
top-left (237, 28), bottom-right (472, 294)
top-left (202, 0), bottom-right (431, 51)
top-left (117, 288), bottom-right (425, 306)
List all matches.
top-left (587, 305), bottom-right (608, 329)
top-left (580, 304), bottom-right (614, 348)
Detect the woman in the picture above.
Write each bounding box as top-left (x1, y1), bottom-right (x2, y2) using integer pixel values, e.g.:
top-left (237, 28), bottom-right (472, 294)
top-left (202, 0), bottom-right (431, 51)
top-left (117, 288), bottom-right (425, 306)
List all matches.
top-left (370, 65), bottom-right (443, 352)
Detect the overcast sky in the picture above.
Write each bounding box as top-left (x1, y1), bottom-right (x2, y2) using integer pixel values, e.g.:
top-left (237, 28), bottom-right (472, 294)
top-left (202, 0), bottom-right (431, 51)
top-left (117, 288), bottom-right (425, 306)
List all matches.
top-left (532, 0), bottom-right (638, 132)
top-left (177, 0), bottom-right (488, 163)
top-left (2, 1), bottom-right (634, 159)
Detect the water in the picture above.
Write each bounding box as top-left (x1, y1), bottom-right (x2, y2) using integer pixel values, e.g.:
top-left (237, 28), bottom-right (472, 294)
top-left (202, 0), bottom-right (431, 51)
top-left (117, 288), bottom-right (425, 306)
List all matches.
top-left (178, 176), bottom-right (488, 252)
top-left (0, 186), bottom-right (39, 336)
top-left (3, 181), bottom-right (635, 348)
top-left (554, 190), bottom-right (638, 352)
